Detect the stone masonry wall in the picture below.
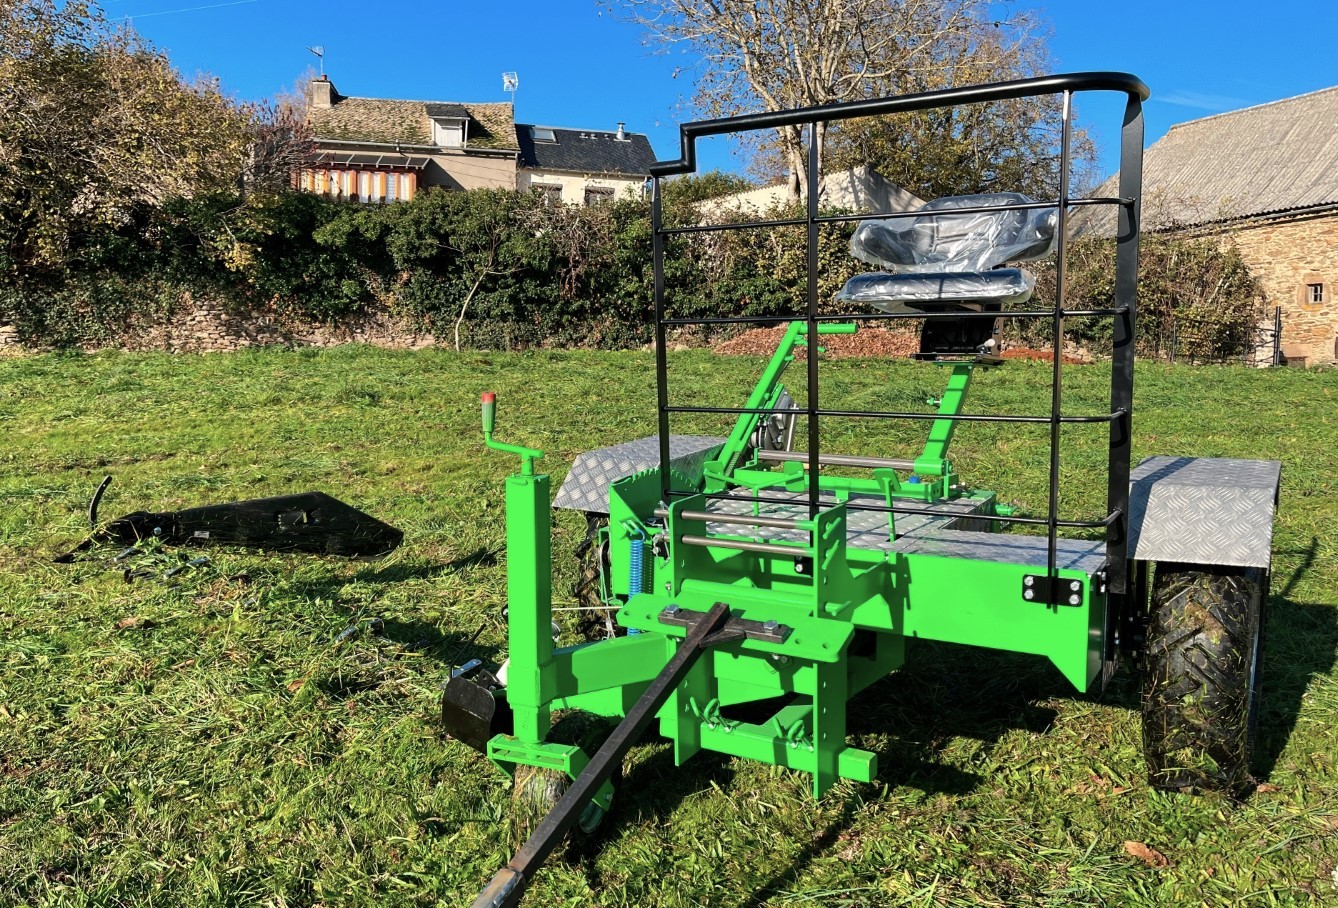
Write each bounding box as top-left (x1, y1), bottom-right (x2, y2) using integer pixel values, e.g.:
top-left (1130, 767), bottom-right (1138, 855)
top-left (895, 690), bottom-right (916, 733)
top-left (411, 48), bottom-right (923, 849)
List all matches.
top-left (116, 293), bottom-right (438, 354)
top-left (1224, 213), bottom-right (1338, 366)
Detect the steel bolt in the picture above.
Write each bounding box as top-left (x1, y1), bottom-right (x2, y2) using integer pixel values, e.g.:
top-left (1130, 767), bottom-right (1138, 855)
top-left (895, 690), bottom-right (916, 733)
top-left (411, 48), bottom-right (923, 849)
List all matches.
top-left (762, 619), bottom-right (779, 632)
top-left (1023, 589), bottom-right (1035, 601)
top-left (665, 604), bottom-right (680, 616)
top-left (1069, 580), bottom-right (1081, 592)
top-left (1023, 576), bottom-right (1035, 588)
top-left (1069, 594), bottom-right (1081, 606)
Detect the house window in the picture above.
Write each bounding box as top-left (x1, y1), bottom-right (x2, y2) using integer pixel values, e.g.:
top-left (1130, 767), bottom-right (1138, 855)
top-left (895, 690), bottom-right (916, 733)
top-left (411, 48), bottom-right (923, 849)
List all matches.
top-left (584, 186), bottom-right (614, 206)
top-left (384, 172), bottom-right (398, 202)
top-left (433, 118), bottom-right (465, 148)
top-left (358, 172), bottom-right (371, 203)
top-left (530, 127), bottom-right (557, 143)
top-left (1308, 283), bottom-right (1324, 304)
top-left (533, 183), bottom-right (562, 205)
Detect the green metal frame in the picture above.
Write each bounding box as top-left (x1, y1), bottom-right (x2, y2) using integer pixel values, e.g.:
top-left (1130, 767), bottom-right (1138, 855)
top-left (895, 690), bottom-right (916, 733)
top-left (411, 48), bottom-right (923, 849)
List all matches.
top-left (478, 329), bottom-right (1106, 799)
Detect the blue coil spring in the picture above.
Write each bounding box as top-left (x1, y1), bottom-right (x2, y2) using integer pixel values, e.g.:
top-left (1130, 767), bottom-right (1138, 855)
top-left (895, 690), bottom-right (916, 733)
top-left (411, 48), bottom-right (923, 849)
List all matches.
top-left (626, 535), bottom-right (644, 635)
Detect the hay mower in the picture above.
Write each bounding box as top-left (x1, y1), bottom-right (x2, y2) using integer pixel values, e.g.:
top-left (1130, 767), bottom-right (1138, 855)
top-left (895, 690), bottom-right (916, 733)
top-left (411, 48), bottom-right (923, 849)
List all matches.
top-left (443, 73), bottom-right (1281, 908)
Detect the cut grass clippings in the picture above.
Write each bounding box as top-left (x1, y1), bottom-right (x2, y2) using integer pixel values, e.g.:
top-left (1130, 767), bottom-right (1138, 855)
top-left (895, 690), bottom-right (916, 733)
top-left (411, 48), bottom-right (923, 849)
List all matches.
top-left (1, 345), bottom-right (1335, 907)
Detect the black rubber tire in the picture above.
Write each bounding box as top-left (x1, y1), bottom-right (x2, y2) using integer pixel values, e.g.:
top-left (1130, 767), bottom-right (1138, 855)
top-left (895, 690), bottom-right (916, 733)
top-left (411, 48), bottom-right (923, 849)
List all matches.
top-left (508, 712), bottom-right (616, 854)
top-left (1141, 563), bottom-right (1265, 793)
top-left (572, 514), bottom-right (617, 641)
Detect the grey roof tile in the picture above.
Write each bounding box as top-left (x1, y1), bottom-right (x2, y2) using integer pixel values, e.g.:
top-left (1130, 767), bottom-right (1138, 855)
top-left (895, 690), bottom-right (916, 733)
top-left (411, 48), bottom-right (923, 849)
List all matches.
top-left (1077, 85), bottom-right (1338, 233)
top-left (516, 124), bottom-right (657, 176)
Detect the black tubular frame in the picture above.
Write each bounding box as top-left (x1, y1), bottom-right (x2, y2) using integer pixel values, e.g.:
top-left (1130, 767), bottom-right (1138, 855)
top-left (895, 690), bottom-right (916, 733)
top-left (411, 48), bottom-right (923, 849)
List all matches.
top-left (649, 72), bottom-right (1147, 598)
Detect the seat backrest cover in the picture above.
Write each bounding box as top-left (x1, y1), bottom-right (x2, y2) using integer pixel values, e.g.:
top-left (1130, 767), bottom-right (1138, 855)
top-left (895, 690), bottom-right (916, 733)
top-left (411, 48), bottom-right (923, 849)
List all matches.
top-left (850, 192), bottom-right (1057, 274)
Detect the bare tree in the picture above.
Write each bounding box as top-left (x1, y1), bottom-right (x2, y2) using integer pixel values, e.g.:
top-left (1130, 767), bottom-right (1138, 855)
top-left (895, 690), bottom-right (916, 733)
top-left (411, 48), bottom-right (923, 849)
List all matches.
top-left (605, 0), bottom-right (1074, 199)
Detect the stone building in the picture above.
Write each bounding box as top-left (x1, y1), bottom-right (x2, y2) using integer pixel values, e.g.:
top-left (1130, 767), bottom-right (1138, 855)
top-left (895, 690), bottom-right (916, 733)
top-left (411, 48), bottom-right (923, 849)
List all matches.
top-left (1083, 85), bottom-right (1338, 365)
top-left (303, 77), bottom-right (656, 206)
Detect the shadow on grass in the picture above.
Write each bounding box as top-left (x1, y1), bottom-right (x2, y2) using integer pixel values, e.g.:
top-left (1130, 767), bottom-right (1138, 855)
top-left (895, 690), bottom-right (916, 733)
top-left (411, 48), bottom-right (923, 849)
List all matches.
top-left (1256, 536), bottom-right (1334, 781)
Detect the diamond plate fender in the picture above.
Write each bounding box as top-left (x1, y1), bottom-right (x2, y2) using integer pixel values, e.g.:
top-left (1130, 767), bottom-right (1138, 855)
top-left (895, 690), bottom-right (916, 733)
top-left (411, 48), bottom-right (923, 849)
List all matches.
top-left (1127, 456), bottom-right (1281, 569)
top-left (552, 435), bottom-right (725, 514)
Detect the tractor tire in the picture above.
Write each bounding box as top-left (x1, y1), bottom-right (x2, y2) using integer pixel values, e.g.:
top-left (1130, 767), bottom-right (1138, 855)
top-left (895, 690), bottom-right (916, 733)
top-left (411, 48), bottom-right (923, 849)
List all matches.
top-left (1141, 563), bottom-right (1265, 794)
top-left (508, 711), bottom-right (616, 854)
top-left (572, 514), bottom-right (617, 640)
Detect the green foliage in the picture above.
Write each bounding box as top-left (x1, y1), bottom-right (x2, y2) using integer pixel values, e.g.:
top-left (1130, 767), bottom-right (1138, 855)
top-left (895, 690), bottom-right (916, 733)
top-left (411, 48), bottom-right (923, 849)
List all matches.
top-left (1028, 233), bottom-right (1266, 361)
top-left (0, 0), bottom-right (249, 274)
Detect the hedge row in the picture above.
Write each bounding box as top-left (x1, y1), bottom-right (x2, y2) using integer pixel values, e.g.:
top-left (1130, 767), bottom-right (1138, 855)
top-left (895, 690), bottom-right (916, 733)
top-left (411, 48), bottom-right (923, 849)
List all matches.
top-left (1, 183), bottom-right (1263, 359)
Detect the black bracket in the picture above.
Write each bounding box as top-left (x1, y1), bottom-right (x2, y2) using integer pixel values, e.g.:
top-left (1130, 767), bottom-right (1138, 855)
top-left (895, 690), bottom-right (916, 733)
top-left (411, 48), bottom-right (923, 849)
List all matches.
top-left (1022, 574), bottom-right (1085, 607)
top-left (657, 604), bottom-right (792, 644)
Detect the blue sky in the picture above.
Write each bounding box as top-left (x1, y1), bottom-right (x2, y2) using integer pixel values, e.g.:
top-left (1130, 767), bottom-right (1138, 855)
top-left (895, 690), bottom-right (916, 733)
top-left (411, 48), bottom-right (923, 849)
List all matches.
top-left (113, 0), bottom-right (1337, 182)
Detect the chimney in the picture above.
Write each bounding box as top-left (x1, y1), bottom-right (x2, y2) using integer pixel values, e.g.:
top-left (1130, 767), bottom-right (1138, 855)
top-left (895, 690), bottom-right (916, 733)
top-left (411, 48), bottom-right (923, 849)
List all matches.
top-left (616, 122), bottom-right (626, 140)
top-left (311, 76), bottom-right (337, 110)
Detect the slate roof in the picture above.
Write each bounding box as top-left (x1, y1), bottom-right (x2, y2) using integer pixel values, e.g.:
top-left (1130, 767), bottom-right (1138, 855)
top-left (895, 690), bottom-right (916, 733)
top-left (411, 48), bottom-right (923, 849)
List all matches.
top-left (310, 93), bottom-right (517, 151)
top-left (516, 124), bottom-right (657, 176)
top-left (1078, 85), bottom-right (1338, 234)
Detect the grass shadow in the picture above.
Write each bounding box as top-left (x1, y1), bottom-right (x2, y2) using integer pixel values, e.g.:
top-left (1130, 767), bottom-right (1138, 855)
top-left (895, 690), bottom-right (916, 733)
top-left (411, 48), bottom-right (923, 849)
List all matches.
top-left (1256, 536), bottom-right (1334, 780)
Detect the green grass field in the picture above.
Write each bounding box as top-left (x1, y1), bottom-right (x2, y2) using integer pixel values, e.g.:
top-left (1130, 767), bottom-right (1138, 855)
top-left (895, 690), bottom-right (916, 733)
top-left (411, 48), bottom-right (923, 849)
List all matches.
top-left (1, 346), bottom-right (1335, 907)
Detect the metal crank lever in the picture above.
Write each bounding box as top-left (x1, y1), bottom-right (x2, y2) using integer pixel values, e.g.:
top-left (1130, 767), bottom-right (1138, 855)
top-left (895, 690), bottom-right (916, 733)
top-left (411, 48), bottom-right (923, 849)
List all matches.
top-left (471, 600), bottom-right (734, 908)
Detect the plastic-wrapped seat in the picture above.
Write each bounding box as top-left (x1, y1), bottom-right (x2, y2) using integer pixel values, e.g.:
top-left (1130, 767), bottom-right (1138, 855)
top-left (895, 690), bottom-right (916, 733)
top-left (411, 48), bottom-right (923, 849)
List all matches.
top-left (836, 192), bottom-right (1057, 312)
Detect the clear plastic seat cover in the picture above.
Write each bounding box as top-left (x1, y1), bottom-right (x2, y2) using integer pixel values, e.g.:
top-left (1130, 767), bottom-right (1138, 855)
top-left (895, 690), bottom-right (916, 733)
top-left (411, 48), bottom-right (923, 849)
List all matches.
top-left (836, 192), bottom-right (1056, 310)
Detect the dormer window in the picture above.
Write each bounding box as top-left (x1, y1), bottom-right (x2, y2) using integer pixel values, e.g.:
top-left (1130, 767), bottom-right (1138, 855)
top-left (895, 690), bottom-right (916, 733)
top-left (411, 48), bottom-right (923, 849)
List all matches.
top-left (433, 117), bottom-right (466, 148)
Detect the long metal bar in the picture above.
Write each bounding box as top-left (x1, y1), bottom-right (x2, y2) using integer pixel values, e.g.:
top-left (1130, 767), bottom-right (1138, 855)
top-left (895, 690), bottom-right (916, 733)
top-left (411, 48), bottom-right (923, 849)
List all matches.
top-left (659, 195), bottom-right (1133, 237)
top-left (1046, 91), bottom-right (1075, 575)
top-left (756, 449), bottom-right (916, 470)
top-left (651, 72), bottom-right (1149, 177)
top-left (661, 307), bottom-right (1128, 327)
top-left (805, 124), bottom-right (821, 520)
top-left (681, 535), bottom-right (811, 556)
top-left (662, 489), bottom-right (1122, 529)
top-left (652, 178), bottom-right (672, 504)
top-left (471, 602), bottom-right (734, 908)
top-left (665, 406), bottom-right (1125, 425)
top-left (1105, 92), bottom-right (1145, 601)
top-left (667, 509), bottom-right (812, 531)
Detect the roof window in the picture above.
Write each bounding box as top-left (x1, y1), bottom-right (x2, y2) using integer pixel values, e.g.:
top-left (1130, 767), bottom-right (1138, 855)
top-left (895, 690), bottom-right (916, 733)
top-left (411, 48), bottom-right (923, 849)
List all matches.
top-left (531, 127), bottom-right (557, 143)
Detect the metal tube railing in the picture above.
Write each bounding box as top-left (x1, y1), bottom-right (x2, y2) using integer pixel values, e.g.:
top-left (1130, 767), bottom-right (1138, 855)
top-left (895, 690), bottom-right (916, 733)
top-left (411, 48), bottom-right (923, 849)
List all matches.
top-left (650, 71), bottom-right (1146, 585)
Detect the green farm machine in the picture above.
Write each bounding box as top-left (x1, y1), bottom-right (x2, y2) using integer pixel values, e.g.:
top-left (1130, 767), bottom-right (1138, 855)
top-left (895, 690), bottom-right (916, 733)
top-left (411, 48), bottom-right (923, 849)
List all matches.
top-left (443, 74), bottom-right (1281, 907)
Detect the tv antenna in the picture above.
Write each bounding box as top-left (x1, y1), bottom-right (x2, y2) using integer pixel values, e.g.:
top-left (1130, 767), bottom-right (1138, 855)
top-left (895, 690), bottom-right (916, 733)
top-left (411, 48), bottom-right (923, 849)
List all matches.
top-left (308, 46), bottom-right (326, 77)
top-left (502, 71), bottom-right (518, 103)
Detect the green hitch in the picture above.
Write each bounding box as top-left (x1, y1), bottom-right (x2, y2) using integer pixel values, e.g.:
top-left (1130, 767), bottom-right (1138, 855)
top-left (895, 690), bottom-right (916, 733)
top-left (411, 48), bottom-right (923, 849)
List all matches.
top-left (481, 392), bottom-right (544, 475)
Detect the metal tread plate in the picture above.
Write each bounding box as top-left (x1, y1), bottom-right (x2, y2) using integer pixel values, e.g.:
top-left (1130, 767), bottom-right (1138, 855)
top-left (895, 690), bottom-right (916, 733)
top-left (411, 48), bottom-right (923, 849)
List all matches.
top-left (890, 528), bottom-right (1108, 573)
top-left (1127, 456), bottom-right (1281, 569)
top-left (553, 434), bottom-right (725, 513)
top-left (703, 489), bottom-right (992, 554)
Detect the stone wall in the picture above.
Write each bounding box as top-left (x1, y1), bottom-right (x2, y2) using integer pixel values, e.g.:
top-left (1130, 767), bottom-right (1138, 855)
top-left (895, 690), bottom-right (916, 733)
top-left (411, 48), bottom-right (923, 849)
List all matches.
top-left (118, 293), bottom-right (438, 354)
top-left (1221, 212), bottom-right (1338, 365)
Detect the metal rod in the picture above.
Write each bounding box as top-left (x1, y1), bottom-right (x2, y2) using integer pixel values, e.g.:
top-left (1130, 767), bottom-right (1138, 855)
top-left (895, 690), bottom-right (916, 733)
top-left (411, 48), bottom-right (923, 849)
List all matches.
top-left (676, 510), bottom-right (812, 531)
top-left (664, 488), bottom-right (1121, 530)
top-left (1046, 90), bottom-right (1074, 577)
top-left (651, 72), bottom-right (1149, 177)
top-left (680, 535), bottom-right (810, 556)
top-left (756, 449), bottom-right (916, 470)
top-left (471, 602), bottom-right (734, 908)
top-left (652, 178), bottom-right (671, 504)
top-left (805, 122), bottom-right (821, 520)
top-left (663, 406), bottom-right (1125, 425)
top-left (1105, 90), bottom-right (1144, 602)
top-left (661, 307), bottom-right (1127, 327)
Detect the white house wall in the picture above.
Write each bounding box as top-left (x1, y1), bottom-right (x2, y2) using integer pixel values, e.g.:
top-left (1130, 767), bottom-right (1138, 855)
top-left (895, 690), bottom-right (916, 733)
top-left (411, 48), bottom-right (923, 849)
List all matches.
top-left (518, 170), bottom-right (647, 204)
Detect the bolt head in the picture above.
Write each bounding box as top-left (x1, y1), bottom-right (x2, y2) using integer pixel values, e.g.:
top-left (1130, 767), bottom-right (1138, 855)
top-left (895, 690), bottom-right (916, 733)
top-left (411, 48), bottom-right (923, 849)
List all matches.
top-left (762, 619), bottom-right (779, 631)
top-left (1069, 593), bottom-right (1081, 606)
top-left (1023, 589), bottom-right (1035, 601)
top-left (1070, 580), bottom-right (1081, 592)
top-left (665, 604), bottom-right (680, 616)
top-left (1023, 576), bottom-right (1035, 588)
